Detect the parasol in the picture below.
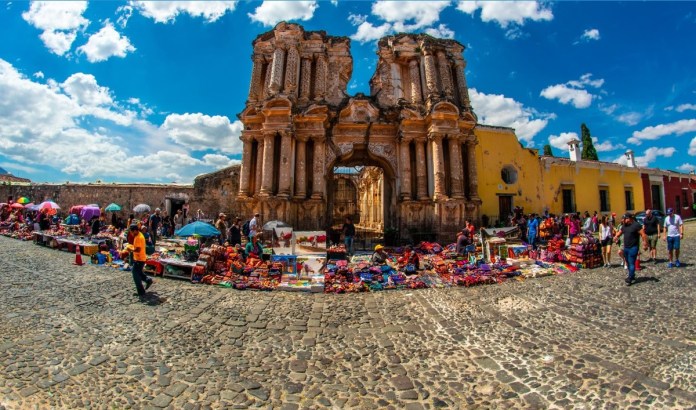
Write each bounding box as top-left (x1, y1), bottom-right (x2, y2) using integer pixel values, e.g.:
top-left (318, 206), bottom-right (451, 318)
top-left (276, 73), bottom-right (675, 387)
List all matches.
top-left (133, 203), bottom-right (151, 213)
top-left (80, 206), bottom-right (101, 221)
top-left (39, 200), bottom-right (60, 210)
top-left (174, 221), bottom-right (221, 237)
top-left (105, 203), bottom-right (121, 212)
top-left (262, 220), bottom-right (290, 231)
top-left (10, 202), bottom-right (24, 209)
top-left (17, 197), bottom-right (30, 204)
top-left (70, 205), bottom-right (85, 215)
top-left (24, 203), bottom-right (38, 211)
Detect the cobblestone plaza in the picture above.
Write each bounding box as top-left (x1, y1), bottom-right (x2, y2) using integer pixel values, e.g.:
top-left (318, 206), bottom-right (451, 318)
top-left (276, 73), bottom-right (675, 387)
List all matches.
top-left (0, 230), bottom-right (695, 409)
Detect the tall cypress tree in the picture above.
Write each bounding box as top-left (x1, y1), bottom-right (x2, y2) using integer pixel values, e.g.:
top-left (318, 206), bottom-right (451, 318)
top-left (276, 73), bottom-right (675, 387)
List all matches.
top-left (542, 144), bottom-right (553, 156)
top-left (580, 123), bottom-right (599, 160)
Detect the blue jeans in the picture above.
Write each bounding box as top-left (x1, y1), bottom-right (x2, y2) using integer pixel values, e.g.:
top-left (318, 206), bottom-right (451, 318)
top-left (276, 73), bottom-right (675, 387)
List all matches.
top-left (527, 233), bottom-right (537, 249)
top-left (624, 246), bottom-right (639, 281)
top-left (132, 261), bottom-right (148, 296)
top-left (344, 236), bottom-right (354, 255)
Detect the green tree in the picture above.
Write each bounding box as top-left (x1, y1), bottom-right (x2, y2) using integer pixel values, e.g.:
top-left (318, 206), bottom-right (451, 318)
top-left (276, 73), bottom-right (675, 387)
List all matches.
top-left (542, 144), bottom-right (553, 156)
top-left (580, 123), bottom-right (599, 160)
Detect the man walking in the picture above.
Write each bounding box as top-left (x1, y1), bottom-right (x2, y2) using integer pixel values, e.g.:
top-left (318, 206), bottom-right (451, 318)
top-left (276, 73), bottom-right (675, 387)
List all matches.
top-left (613, 213), bottom-right (648, 286)
top-left (642, 209), bottom-right (662, 264)
top-left (663, 208), bottom-right (684, 267)
top-left (125, 224), bottom-right (153, 300)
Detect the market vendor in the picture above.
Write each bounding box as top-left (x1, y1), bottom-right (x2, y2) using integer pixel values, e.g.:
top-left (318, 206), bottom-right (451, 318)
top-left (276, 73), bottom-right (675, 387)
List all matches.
top-left (403, 245), bottom-right (420, 272)
top-left (456, 230), bottom-right (470, 255)
top-left (371, 244), bottom-right (389, 265)
top-left (245, 233), bottom-right (264, 259)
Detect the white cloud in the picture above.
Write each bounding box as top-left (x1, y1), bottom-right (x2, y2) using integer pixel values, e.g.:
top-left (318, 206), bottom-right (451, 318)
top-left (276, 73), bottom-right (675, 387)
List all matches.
top-left (425, 24), bottom-right (455, 39)
top-left (470, 88), bottom-right (553, 144)
top-left (548, 132), bottom-right (578, 151)
top-left (676, 103), bottom-right (696, 113)
top-left (202, 154), bottom-right (240, 168)
top-left (615, 112), bottom-right (642, 126)
top-left (592, 137), bottom-right (625, 152)
top-left (540, 73), bottom-right (604, 109)
top-left (689, 136), bottom-right (696, 156)
top-left (580, 28), bottom-right (600, 41)
top-left (456, 1), bottom-right (552, 28)
top-left (614, 147), bottom-right (676, 167)
top-left (248, 1), bottom-right (317, 26)
top-left (22, 1), bottom-right (89, 56)
top-left (132, 1), bottom-right (237, 24)
top-left (61, 73), bottom-right (113, 106)
top-left (371, 1), bottom-right (450, 30)
top-left (628, 119), bottom-right (696, 145)
top-left (77, 22), bottom-right (135, 63)
top-left (116, 5), bottom-right (134, 28)
top-left (33, 71), bottom-right (44, 79)
top-left (350, 21), bottom-right (392, 44)
top-left (677, 163), bottom-right (696, 172)
top-left (161, 113), bottom-right (243, 154)
top-left (348, 13), bottom-right (367, 26)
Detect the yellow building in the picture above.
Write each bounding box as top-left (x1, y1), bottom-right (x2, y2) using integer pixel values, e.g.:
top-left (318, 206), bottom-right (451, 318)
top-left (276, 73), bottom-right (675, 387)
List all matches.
top-left (474, 125), bottom-right (645, 225)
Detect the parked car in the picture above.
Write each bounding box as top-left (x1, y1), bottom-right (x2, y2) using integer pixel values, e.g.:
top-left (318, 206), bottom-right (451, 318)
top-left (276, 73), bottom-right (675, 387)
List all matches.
top-left (635, 210), bottom-right (666, 226)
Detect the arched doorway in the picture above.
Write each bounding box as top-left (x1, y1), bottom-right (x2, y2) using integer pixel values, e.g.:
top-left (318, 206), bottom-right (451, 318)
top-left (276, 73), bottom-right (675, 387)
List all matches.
top-left (326, 147), bottom-right (397, 251)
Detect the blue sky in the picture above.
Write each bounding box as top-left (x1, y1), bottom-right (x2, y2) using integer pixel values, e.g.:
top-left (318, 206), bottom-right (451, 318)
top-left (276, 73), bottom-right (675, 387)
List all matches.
top-left (1, 1), bottom-right (696, 184)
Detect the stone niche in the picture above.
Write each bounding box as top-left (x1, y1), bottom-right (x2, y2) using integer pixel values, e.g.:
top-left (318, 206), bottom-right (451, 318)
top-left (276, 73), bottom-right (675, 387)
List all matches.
top-left (237, 22), bottom-right (482, 241)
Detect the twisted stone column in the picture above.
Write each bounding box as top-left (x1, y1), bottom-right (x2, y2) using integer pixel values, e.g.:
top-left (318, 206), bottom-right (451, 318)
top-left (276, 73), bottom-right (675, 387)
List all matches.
top-left (454, 59), bottom-right (471, 109)
top-left (254, 138), bottom-right (264, 195)
top-left (283, 46), bottom-right (300, 98)
top-left (437, 51), bottom-right (453, 99)
top-left (449, 136), bottom-right (465, 199)
top-left (409, 59), bottom-right (422, 104)
top-left (430, 133), bottom-right (447, 200)
top-left (248, 55), bottom-right (264, 102)
top-left (294, 137), bottom-right (307, 199)
top-left (415, 138), bottom-right (428, 200)
top-left (400, 138), bottom-right (412, 200)
top-left (467, 139), bottom-right (479, 200)
top-left (299, 57), bottom-right (312, 101)
top-left (267, 47), bottom-right (285, 96)
top-left (314, 55), bottom-right (328, 100)
top-left (311, 136), bottom-right (325, 199)
top-left (277, 131), bottom-right (293, 198)
top-left (260, 132), bottom-right (275, 196)
top-left (238, 134), bottom-right (254, 196)
top-left (423, 49), bottom-right (438, 98)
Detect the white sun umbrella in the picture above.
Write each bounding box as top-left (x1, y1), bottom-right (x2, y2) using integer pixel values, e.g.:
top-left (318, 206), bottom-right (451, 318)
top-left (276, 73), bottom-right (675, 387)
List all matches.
top-left (133, 203), bottom-right (151, 213)
top-left (39, 200), bottom-right (60, 210)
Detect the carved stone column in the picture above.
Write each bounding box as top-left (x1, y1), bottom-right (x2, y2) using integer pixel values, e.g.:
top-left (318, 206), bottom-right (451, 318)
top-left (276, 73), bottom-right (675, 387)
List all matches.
top-left (277, 131), bottom-right (293, 198)
top-left (400, 137), bottom-right (412, 200)
top-left (449, 136), bottom-right (465, 199)
top-left (311, 136), bottom-right (325, 199)
top-left (467, 139), bottom-right (479, 200)
top-left (254, 138), bottom-right (264, 195)
top-left (248, 55), bottom-right (264, 102)
top-left (294, 136), bottom-right (307, 198)
top-left (283, 46), bottom-right (300, 98)
top-left (267, 47), bottom-right (285, 96)
top-left (238, 134), bottom-right (254, 196)
top-left (314, 55), bottom-right (328, 100)
top-left (299, 57), bottom-right (312, 102)
top-left (430, 133), bottom-right (447, 200)
top-left (415, 137), bottom-right (428, 200)
top-left (422, 49), bottom-right (439, 98)
top-left (437, 51), bottom-right (453, 99)
top-left (408, 59), bottom-right (422, 104)
top-left (454, 59), bottom-right (471, 109)
top-left (260, 132), bottom-right (275, 196)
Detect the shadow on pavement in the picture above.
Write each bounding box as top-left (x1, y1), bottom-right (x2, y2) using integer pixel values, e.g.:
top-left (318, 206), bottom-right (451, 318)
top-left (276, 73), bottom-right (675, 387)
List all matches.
top-left (140, 292), bottom-right (166, 306)
top-left (632, 277), bottom-right (660, 285)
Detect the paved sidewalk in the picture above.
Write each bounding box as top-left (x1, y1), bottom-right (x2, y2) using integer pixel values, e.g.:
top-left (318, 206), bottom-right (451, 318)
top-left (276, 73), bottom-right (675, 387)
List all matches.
top-left (0, 234), bottom-right (694, 409)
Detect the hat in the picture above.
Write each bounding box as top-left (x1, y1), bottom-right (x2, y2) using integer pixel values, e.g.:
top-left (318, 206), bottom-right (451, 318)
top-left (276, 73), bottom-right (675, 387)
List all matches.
top-left (129, 223), bottom-right (139, 230)
top-left (622, 213), bottom-right (634, 219)
top-left (155, 208), bottom-right (161, 212)
top-left (374, 244), bottom-right (384, 251)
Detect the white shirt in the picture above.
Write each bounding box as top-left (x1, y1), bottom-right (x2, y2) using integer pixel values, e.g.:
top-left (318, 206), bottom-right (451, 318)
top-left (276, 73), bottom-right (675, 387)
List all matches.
top-left (664, 214), bottom-right (683, 237)
top-left (600, 224), bottom-right (613, 240)
top-left (249, 216), bottom-right (258, 234)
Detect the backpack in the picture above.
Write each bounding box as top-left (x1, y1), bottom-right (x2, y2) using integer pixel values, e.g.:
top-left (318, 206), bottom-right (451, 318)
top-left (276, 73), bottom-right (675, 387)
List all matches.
top-left (242, 220), bottom-right (250, 237)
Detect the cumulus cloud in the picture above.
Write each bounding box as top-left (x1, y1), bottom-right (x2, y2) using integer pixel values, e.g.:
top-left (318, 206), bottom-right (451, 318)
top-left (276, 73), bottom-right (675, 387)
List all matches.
top-left (689, 136), bottom-right (696, 156)
top-left (350, 21), bottom-right (392, 43)
top-left (675, 103), bottom-right (696, 112)
top-left (677, 163), bottom-right (696, 172)
top-left (425, 24), bottom-right (455, 39)
top-left (592, 137), bottom-right (625, 152)
top-left (131, 1), bottom-right (237, 24)
top-left (249, 1), bottom-right (317, 26)
top-left (628, 119), bottom-right (696, 145)
top-left (548, 132), bottom-right (578, 151)
top-left (540, 73), bottom-right (603, 109)
top-left (348, 13), bottom-right (367, 26)
top-left (580, 28), bottom-right (600, 41)
top-left (161, 113), bottom-right (243, 154)
top-left (614, 147), bottom-right (676, 167)
top-left (615, 112), bottom-right (643, 126)
top-left (456, 0), bottom-right (552, 28)
top-left (202, 153), bottom-right (240, 168)
top-left (77, 22), bottom-right (135, 63)
top-left (470, 88), bottom-right (553, 144)
top-left (33, 71), bottom-right (44, 79)
top-left (371, 1), bottom-right (450, 30)
top-left (61, 73), bottom-right (113, 106)
top-left (22, 1), bottom-right (89, 56)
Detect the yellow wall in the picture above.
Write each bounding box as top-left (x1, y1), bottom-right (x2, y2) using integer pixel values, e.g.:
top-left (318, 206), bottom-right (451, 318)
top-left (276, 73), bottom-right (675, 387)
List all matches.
top-left (474, 125), bottom-right (645, 225)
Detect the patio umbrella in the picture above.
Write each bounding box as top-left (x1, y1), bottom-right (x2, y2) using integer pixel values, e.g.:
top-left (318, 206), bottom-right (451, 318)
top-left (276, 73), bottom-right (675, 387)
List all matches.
top-left (25, 203), bottom-right (38, 211)
top-left (262, 220), bottom-right (291, 231)
top-left (80, 206), bottom-right (101, 221)
top-left (64, 214), bottom-right (80, 225)
top-left (10, 203), bottom-right (24, 209)
top-left (39, 200), bottom-right (60, 210)
top-left (70, 205), bottom-right (85, 215)
top-left (175, 221), bottom-right (220, 237)
top-left (133, 204), bottom-right (151, 213)
top-left (105, 203), bottom-right (121, 212)
top-left (17, 197), bottom-right (30, 204)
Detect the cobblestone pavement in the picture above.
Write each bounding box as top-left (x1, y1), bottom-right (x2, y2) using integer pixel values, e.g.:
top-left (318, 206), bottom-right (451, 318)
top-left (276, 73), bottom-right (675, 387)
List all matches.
top-left (1, 227), bottom-right (695, 410)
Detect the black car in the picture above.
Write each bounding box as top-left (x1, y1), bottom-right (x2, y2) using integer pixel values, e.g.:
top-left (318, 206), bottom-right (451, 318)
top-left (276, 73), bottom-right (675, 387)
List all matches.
top-left (635, 210), bottom-right (666, 226)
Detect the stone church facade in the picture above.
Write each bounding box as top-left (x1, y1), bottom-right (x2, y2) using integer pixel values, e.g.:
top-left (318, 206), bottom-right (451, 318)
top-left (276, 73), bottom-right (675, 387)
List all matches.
top-left (237, 22), bottom-right (481, 240)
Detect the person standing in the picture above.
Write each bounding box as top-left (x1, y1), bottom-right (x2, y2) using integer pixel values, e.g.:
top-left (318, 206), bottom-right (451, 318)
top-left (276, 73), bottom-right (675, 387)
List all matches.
top-left (599, 215), bottom-right (614, 267)
top-left (527, 213), bottom-right (539, 250)
top-left (174, 209), bottom-right (184, 232)
top-left (161, 211), bottom-right (171, 238)
top-left (228, 217), bottom-right (242, 246)
top-left (342, 216), bottom-right (355, 255)
top-left (249, 213), bottom-right (260, 238)
top-left (124, 224), bottom-right (153, 300)
top-left (642, 209), bottom-right (662, 264)
top-left (663, 208), bottom-right (684, 267)
top-left (613, 213), bottom-right (648, 286)
top-left (90, 216), bottom-right (101, 236)
top-left (215, 213), bottom-right (228, 245)
top-left (149, 208), bottom-right (162, 246)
